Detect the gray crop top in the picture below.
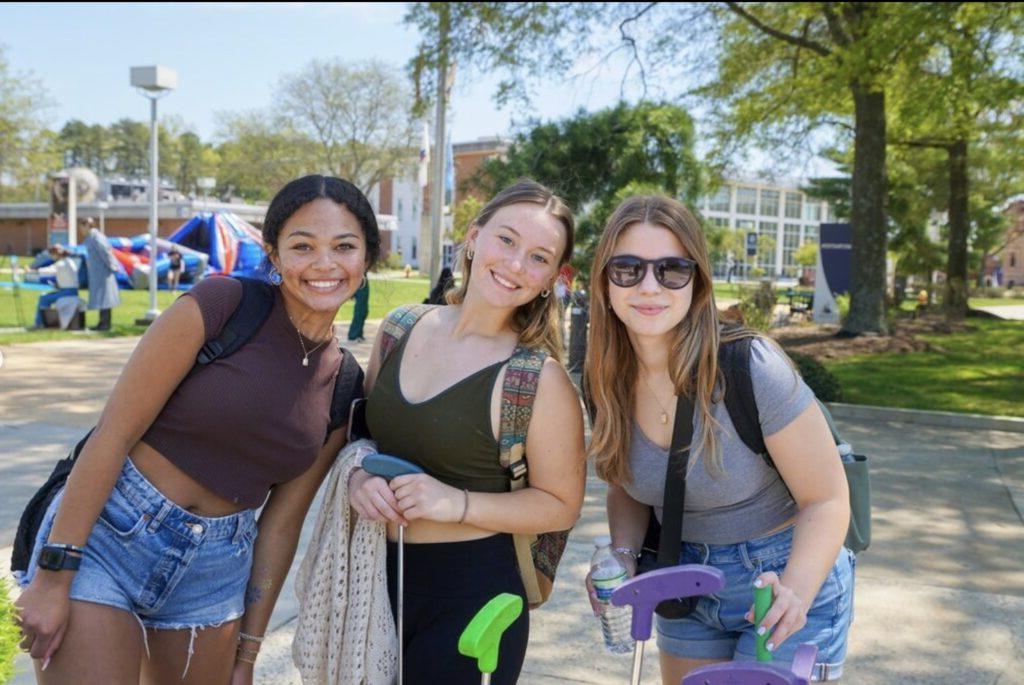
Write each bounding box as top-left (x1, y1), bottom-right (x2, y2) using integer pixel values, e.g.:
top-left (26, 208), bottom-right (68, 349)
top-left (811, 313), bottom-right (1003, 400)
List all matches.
top-left (620, 339), bottom-right (815, 544)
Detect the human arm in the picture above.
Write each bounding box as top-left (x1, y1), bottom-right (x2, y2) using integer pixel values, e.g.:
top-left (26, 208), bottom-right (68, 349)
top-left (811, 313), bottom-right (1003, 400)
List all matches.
top-left (750, 400), bottom-right (850, 651)
top-left (583, 484), bottom-right (650, 614)
top-left (390, 358), bottom-right (586, 534)
top-left (15, 295), bottom-right (208, 663)
top-left (230, 428), bottom-right (348, 683)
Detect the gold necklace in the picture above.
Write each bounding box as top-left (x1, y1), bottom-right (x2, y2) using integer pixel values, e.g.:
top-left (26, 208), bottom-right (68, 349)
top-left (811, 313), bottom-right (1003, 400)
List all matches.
top-left (289, 316), bottom-right (333, 367)
top-left (640, 371), bottom-right (674, 425)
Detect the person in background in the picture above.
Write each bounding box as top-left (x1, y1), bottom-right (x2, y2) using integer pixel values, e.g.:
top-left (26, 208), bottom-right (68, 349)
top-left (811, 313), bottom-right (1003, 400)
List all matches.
top-left (83, 228), bottom-right (121, 332)
top-left (423, 266), bottom-right (456, 305)
top-left (33, 245), bottom-right (80, 329)
top-left (167, 248), bottom-right (184, 292)
top-left (347, 276), bottom-right (370, 342)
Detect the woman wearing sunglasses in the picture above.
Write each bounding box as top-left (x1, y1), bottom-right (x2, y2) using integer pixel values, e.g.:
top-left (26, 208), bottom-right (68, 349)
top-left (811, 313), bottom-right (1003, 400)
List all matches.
top-left (584, 195), bottom-right (853, 682)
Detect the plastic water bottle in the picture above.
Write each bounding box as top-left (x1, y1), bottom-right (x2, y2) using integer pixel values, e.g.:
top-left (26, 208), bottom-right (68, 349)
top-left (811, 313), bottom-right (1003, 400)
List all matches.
top-left (591, 535), bottom-right (634, 654)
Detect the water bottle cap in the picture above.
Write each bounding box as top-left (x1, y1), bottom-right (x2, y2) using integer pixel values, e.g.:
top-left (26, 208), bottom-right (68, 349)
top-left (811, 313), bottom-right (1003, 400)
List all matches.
top-left (837, 442), bottom-right (852, 456)
top-left (593, 534), bottom-right (611, 548)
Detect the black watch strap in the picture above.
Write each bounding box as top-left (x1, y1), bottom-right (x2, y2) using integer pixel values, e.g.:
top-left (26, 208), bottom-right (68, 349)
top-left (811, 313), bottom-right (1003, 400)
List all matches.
top-left (38, 543), bottom-right (84, 571)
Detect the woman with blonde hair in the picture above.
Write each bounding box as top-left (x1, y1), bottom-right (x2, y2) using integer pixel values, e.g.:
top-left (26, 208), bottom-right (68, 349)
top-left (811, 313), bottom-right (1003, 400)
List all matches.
top-left (584, 195), bottom-right (853, 682)
top-left (348, 179), bottom-right (587, 683)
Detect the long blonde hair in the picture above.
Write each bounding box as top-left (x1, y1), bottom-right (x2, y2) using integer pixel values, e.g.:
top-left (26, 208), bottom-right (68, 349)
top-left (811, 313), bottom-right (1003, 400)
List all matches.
top-left (448, 179), bottom-right (575, 359)
top-left (586, 195), bottom-right (757, 485)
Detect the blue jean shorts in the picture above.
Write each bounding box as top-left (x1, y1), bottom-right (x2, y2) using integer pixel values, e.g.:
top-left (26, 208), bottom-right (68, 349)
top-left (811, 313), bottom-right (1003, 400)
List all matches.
top-left (655, 525), bottom-right (855, 681)
top-left (19, 457), bottom-right (258, 630)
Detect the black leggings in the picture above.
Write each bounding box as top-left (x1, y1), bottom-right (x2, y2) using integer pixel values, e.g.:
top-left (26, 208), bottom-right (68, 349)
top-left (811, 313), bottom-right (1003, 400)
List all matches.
top-left (386, 534), bottom-right (530, 685)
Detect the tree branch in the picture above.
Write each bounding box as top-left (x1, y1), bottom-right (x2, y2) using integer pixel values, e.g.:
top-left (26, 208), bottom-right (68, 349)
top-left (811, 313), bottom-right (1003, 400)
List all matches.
top-left (618, 2), bottom-right (658, 100)
top-left (723, 2), bottom-right (831, 56)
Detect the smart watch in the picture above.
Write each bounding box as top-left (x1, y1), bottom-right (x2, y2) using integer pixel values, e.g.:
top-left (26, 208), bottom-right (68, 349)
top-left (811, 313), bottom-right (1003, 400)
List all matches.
top-left (37, 543), bottom-right (84, 572)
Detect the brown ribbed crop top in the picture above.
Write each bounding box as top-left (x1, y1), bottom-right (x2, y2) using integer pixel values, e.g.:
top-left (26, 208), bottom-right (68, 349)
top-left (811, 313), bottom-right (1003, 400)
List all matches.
top-left (365, 324), bottom-right (511, 493)
top-left (141, 277), bottom-right (341, 508)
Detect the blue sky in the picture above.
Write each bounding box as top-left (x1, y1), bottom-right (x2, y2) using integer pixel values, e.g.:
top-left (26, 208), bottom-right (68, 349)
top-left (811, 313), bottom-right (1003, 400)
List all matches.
top-left (1, 2), bottom-right (630, 144)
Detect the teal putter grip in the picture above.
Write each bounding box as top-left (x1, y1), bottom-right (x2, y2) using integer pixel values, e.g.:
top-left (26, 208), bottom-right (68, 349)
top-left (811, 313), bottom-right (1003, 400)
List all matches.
top-left (754, 584), bottom-right (772, 662)
top-left (361, 454), bottom-right (424, 481)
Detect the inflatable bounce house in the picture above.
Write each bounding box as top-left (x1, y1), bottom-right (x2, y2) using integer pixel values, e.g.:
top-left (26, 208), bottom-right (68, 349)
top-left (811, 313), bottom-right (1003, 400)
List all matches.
top-left (28, 211), bottom-right (266, 291)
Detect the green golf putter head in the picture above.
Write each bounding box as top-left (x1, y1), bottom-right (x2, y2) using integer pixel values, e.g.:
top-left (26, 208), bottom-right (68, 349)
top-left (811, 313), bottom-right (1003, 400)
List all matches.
top-left (458, 593), bottom-right (524, 675)
top-left (754, 584), bottom-right (773, 662)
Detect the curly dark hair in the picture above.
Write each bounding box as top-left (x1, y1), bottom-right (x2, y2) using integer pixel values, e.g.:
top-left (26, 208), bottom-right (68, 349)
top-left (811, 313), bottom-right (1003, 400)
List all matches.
top-left (262, 175), bottom-right (381, 269)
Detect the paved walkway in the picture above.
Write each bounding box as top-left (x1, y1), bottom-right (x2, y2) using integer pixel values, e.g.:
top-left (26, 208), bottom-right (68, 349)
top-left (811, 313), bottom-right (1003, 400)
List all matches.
top-left (974, 304), bottom-right (1024, 320)
top-left (2, 327), bottom-right (1023, 684)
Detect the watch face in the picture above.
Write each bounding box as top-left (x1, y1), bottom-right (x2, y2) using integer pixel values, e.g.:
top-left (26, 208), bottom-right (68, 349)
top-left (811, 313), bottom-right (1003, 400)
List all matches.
top-left (37, 547), bottom-right (65, 571)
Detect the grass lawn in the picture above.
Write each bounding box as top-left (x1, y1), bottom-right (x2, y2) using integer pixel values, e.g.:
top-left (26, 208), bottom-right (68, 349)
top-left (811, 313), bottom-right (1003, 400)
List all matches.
top-left (825, 319), bottom-right (1024, 417)
top-left (0, 274), bottom-right (430, 345)
top-left (970, 297), bottom-right (1024, 307)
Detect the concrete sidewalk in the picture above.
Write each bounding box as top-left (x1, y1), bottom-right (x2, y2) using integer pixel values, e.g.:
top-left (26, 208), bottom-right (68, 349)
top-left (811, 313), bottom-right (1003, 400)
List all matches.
top-left (2, 328), bottom-right (1023, 684)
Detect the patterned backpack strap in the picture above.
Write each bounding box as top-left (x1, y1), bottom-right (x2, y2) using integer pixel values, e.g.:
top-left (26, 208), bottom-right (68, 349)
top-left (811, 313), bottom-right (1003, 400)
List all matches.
top-left (378, 304), bottom-right (438, 365)
top-left (498, 345), bottom-right (548, 490)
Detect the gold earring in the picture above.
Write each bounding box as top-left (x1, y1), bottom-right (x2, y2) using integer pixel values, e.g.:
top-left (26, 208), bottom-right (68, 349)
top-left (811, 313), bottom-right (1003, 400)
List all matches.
top-left (540, 288), bottom-right (550, 299)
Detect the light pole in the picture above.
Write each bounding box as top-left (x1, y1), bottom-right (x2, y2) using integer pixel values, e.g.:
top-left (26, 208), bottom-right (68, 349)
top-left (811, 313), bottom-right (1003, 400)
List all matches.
top-left (97, 200), bottom-right (109, 234)
top-left (130, 65), bottom-right (178, 324)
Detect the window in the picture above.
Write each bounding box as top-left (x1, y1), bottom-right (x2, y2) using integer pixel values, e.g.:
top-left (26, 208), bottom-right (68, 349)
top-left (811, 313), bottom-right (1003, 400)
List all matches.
top-left (709, 187), bottom-right (731, 213)
top-left (735, 187), bottom-right (757, 215)
top-left (803, 224), bottom-right (818, 243)
top-left (804, 200), bottom-right (822, 222)
top-left (785, 192), bottom-right (802, 219)
top-left (757, 221), bottom-right (777, 269)
top-left (760, 189), bottom-right (779, 217)
top-left (709, 216), bottom-right (730, 228)
top-left (1012, 253), bottom-right (1018, 268)
top-left (411, 237), bottom-right (417, 260)
top-left (783, 223), bottom-right (802, 268)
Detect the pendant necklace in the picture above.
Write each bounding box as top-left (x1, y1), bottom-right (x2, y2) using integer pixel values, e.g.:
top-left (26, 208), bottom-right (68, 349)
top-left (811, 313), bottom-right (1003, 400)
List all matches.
top-left (290, 316), bottom-right (332, 367)
top-left (640, 371), bottom-right (673, 425)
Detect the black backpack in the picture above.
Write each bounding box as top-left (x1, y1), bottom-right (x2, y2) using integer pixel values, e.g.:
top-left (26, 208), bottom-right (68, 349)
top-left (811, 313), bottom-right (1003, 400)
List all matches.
top-left (11, 277), bottom-right (364, 574)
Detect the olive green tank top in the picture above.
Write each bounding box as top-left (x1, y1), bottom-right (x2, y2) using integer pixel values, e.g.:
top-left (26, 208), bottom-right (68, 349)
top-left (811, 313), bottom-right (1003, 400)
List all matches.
top-left (365, 327), bottom-right (511, 493)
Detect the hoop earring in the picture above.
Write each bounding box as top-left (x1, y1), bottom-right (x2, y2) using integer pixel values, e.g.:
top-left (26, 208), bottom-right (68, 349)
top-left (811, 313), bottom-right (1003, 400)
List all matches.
top-left (268, 266), bottom-right (282, 286)
top-left (540, 288), bottom-right (550, 299)
top-left (466, 249), bottom-right (475, 261)
top-left (360, 274), bottom-right (368, 289)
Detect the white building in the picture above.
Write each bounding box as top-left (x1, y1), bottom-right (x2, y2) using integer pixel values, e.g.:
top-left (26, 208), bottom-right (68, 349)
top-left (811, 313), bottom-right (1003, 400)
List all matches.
top-left (697, 179), bottom-right (834, 280)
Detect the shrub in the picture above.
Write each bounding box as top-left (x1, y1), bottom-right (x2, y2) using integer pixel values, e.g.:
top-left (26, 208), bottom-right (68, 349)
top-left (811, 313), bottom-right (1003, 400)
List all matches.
top-left (0, 578), bottom-right (17, 684)
top-left (738, 282), bottom-right (778, 331)
top-left (788, 351), bottom-right (843, 402)
top-left (382, 252), bottom-right (404, 270)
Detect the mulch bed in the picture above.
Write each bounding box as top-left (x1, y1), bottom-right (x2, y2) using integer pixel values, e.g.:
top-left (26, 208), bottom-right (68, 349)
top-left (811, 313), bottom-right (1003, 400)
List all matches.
top-left (768, 316), bottom-right (974, 361)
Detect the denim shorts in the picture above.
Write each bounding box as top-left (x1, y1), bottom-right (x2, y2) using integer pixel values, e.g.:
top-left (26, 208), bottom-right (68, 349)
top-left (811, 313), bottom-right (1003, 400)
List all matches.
top-left (655, 525), bottom-right (855, 681)
top-left (19, 457), bottom-right (258, 631)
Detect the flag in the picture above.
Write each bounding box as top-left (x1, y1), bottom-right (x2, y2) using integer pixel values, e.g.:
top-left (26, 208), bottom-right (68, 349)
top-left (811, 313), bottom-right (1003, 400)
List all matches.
top-left (418, 122), bottom-right (430, 189)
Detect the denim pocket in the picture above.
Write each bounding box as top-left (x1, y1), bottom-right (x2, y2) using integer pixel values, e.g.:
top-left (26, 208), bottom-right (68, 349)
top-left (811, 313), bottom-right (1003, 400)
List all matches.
top-left (96, 489), bottom-right (149, 539)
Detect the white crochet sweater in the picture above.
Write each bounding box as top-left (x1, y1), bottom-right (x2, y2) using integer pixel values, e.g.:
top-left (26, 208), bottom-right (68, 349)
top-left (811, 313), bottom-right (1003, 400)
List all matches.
top-left (292, 439), bottom-right (398, 685)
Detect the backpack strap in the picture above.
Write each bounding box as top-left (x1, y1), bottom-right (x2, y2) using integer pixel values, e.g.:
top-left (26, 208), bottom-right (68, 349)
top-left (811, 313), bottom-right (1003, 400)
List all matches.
top-left (719, 335), bottom-right (769, 460)
top-left (497, 344), bottom-right (548, 606)
top-left (326, 347), bottom-right (366, 438)
top-left (378, 304), bottom-right (438, 366)
top-left (498, 345), bottom-right (548, 488)
top-left (194, 277), bottom-right (277, 368)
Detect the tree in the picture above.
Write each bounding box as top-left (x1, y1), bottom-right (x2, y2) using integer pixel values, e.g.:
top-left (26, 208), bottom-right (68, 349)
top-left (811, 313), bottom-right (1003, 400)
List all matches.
top-left (476, 101), bottom-right (703, 264)
top-left (449, 195), bottom-right (484, 244)
top-left (277, 59), bottom-right (416, 193)
top-left (887, 2), bottom-right (1024, 319)
top-left (215, 110), bottom-right (319, 201)
top-left (107, 118), bottom-right (150, 179)
top-left (58, 120), bottom-right (110, 173)
top-left (698, 3), bottom-right (951, 335)
top-left (0, 44), bottom-right (57, 201)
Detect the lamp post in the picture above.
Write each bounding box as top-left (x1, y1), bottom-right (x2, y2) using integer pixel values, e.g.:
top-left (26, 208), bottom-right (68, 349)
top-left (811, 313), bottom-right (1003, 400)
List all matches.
top-left (130, 65), bottom-right (178, 324)
top-left (97, 200), bottom-right (109, 234)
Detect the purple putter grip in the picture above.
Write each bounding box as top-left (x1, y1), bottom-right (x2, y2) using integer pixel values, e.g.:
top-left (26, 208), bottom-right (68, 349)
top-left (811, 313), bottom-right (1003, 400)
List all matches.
top-left (681, 643), bottom-right (818, 685)
top-left (609, 565), bottom-right (725, 641)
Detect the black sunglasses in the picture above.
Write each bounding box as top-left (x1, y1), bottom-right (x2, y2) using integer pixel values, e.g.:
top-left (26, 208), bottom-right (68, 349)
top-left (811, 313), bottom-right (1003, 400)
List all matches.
top-left (606, 255), bottom-right (698, 290)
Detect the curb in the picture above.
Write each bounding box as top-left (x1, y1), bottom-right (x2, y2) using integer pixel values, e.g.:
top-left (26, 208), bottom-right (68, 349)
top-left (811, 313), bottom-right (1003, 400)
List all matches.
top-left (825, 402), bottom-right (1024, 433)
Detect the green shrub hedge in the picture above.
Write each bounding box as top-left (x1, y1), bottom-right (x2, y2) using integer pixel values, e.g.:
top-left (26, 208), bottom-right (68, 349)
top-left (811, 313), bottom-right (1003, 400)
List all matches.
top-left (788, 351), bottom-right (844, 402)
top-left (0, 578), bottom-right (17, 684)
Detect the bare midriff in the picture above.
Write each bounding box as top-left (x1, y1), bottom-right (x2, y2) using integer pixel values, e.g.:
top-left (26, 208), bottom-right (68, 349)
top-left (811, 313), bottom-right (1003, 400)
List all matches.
top-left (385, 518), bottom-right (496, 544)
top-left (129, 441), bottom-right (248, 517)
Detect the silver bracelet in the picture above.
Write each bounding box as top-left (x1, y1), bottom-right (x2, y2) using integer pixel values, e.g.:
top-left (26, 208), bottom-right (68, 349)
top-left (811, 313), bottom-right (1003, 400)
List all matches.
top-left (238, 631), bottom-right (265, 643)
top-left (613, 546), bottom-right (640, 560)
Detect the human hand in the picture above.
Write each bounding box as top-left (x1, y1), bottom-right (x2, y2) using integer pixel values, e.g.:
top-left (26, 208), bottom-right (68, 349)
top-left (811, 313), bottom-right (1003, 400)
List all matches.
top-left (743, 571), bottom-right (808, 652)
top-left (348, 469), bottom-right (408, 525)
top-left (390, 473), bottom-right (464, 523)
top-left (230, 659), bottom-right (254, 685)
top-left (585, 550), bottom-right (636, 617)
top-left (15, 572), bottom-right (73, 666)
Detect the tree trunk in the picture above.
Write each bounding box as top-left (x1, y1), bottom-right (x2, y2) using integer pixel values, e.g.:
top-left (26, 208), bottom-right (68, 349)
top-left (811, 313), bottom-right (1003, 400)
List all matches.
top-left (944, 138), bottom-right (969, 320)
top-left (841, 85), bottom-right (889, 335)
